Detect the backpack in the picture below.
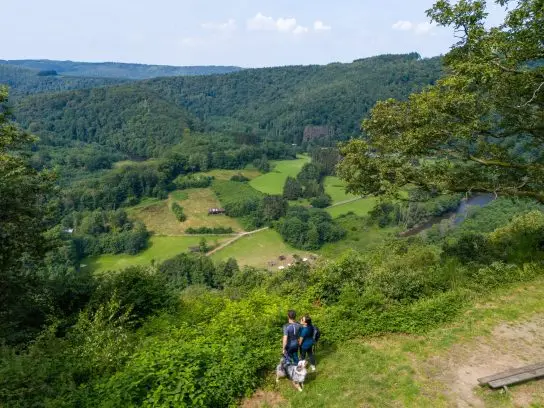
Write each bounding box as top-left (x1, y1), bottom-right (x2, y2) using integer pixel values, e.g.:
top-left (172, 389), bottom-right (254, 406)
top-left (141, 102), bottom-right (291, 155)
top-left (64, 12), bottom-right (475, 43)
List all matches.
top-left (312, 325), bottom-right (321, 343)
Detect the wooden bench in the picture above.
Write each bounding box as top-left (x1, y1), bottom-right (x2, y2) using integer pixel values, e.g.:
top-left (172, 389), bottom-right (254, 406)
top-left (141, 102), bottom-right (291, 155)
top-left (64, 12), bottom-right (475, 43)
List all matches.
top-left (478, 362), bottom-right (544, 389)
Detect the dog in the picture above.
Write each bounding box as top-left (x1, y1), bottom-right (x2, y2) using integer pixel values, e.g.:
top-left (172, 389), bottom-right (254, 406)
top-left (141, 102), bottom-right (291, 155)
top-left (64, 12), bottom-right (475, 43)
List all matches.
top-left (276, 356), bottom-right (308, 392)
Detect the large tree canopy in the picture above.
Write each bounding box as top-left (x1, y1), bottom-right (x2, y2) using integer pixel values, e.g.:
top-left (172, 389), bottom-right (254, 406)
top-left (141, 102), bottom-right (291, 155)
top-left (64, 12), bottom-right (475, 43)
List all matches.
top-left (338, 0), bottom-right (544, 201)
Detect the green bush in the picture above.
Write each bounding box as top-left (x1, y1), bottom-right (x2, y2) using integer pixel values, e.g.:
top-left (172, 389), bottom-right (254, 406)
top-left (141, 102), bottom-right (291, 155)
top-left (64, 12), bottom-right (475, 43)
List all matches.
top-left (173, 174), bottom-right (213, 189)
top-left (185, 226), bottom-right (234, 234)
top-left (171, 202), bottom-right (187, 222)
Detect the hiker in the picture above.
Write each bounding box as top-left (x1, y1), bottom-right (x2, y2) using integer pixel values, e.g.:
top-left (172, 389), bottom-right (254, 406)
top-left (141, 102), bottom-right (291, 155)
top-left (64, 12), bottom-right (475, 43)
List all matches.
top-left (282, 309), bottom-right (301, 364)
top-left (299, 315), bottom-right (316, 372)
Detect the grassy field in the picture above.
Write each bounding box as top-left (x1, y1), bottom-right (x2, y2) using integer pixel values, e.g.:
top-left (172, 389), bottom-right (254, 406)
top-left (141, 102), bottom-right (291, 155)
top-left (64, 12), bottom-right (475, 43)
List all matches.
top-left (326, 197), bottom-right (377, 218)
top-left (129, 188), bottom-right (244, 235)
top-left (323, 176), bottom-right (358, 204)
top-left (83, 235), bottom-right (229, 273)
top-left (251, 277), bottom-right (544, 408)
top-left (211, 229), bottom-right (313, 269)
top-left (250, 155), bottom-right (310, 195)
top-left (318, 214), bottom-right (398, 259)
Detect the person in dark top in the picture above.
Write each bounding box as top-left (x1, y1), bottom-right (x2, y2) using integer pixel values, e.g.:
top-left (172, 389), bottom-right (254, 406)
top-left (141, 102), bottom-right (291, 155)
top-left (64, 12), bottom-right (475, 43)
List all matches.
top-left (298, 315), bottom-right (316, 372)
top-left (282, 310), bottom-right (301, 364)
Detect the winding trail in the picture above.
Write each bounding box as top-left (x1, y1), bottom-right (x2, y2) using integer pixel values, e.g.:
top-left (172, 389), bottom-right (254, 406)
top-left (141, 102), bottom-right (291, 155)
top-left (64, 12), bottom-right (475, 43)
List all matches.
top-left (206, 227), bottom-right (269, 256)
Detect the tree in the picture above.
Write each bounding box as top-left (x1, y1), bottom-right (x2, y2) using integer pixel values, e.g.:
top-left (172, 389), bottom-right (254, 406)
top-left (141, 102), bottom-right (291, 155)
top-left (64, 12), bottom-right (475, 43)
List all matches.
top-left (261, 195), bottom-right (288, 222)
top-left (282, 176), bottom-right (303, 200)
top-left (338, 0), bottom-right (544, 201)
top-left (0, 86), bottom-right (54, 342)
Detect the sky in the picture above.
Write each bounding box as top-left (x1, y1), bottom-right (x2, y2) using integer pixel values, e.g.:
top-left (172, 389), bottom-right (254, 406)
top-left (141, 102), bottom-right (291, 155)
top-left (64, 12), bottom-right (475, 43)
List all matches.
top-left (2, 0), bottom-right (506, 68)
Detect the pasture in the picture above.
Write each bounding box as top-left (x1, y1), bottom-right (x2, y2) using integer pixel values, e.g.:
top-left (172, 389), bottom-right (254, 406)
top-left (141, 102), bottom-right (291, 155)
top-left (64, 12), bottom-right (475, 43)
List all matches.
top-left (210, 228), bottom-right (313, 269)
top-left (323, 176), bottom-right (358, 204)
top-left (129, 188), bottom-right (244, 235)
top-left (326, 196), bottom-right (377, 218)
top-left (84, 235), bottom-right (229, 274)
top-left (249, 155), bottom-right (310, 195)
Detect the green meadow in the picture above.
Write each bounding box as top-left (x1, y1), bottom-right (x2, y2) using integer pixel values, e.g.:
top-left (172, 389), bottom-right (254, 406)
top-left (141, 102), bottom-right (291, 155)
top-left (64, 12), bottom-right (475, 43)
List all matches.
top-left (249, 155), bottom-right (310, 195)
top-left (84, 235), bottom-right (228, 274)
top-left (210, 228), bottom-right (312, 269)
top-left (323, 176), bottom-right (358, 204)
top-left (326, 196), bottom-right (377, 218)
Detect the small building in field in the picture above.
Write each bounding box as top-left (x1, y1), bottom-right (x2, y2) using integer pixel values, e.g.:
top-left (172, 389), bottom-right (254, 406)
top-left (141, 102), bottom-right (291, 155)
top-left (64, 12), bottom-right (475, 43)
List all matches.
top-left (208, 208), bottom-right (226, 215)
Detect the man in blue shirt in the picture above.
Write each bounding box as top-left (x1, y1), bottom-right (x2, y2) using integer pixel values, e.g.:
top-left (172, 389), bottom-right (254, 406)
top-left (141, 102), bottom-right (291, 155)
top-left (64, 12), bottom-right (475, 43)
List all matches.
top-left (282, 310), bottom-right (301, 364)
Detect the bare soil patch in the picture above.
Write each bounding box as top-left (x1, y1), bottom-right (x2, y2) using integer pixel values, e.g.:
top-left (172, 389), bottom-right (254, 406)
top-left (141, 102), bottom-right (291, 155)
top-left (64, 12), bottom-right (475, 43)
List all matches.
top-left (241, 390), bottom-right (286, 408)
top-left (426, 315), bottom-right (544, 407)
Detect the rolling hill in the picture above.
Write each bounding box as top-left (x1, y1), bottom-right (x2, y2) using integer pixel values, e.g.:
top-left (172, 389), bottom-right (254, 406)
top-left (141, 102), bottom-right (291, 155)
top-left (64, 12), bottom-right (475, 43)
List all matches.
top-left (0, 59), bottom-right (242, 79)
top-left (13, 53), bottom-right (443, 157)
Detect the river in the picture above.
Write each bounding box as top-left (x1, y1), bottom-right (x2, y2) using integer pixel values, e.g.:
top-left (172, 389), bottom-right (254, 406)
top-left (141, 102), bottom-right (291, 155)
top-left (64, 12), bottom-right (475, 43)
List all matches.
top-left (401, 193), bottom-right (495, 237)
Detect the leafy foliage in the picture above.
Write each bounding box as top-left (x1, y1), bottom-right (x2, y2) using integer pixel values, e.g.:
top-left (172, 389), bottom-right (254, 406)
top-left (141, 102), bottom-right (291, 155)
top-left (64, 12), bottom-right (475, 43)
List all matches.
top-left (275, 206), bottom-right (346, 249)
top-left (171, 202), bottom-right (187, 222)
top-left (339, 0), bottom-right (544, 201)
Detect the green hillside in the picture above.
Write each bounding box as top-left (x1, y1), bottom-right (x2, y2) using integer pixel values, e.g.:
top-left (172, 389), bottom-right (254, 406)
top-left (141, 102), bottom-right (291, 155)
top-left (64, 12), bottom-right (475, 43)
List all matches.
top-left (0, 59), bottom-right (242, 79)
top-left (13, 53), bottom-right (442, 153)
top-left (0, 63), bottom-right (127, 98)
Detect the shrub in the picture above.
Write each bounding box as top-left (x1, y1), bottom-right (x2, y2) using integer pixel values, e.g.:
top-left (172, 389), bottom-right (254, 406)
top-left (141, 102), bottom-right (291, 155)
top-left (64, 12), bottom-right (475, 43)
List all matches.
top-left (173, 174), bottom-right (213, 189)
top-left (171, 202), bottom-right (187, 222)
top-left (311, 194), bottom-right (332, 208)
top-left (185, 226), bottom-right (234, 234)
top-left (230, 174), bottom-right (249, 182)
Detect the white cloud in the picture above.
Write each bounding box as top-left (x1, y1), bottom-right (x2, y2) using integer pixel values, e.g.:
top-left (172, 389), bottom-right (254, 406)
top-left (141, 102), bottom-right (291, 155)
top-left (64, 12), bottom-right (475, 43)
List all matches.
top-left (276, 17), bottom-right (297, 33)
top-left (201, 19), bottom-right (237, 33)
top-left (392, 20), bottom-right (436, 35)
top-left (392, 20), bottom-right (413, 31)
top-left (293, 25), bottom-right (309, 35)
top-left (247, 13), bottom-right (277, 31)
top-left (247, 13), bottom-right (307, 34)
top-left (313, 20), bottom-right (331, 31)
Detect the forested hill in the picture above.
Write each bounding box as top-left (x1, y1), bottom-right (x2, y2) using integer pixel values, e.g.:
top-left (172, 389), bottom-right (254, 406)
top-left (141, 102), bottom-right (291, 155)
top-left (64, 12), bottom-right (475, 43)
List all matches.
top-left (145, 53), bottom-right (442, 142)
top-left (0, 64), bottom-right (128, 98)
top-left (14, 53), bottom-right (442, 157)
top-left (0, 59), bottom-right (243, 79)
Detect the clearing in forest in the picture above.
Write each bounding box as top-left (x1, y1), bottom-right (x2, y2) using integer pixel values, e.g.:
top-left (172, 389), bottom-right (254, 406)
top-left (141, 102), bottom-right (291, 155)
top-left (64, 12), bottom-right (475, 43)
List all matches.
top-left (323, 176), bottom-right (358, 204)
top-left (250, 155), bottom-right (311, 195)
top-left (84, 235), bottom-right (229, 274)
top-left (246, 278), bottom-right (544, 408)
top-left (326, 196), bottom-right (378, 218)
top-left (210, 228), bottom-right (312, 269)
top-left (129, 188), bottom-right (244, 235)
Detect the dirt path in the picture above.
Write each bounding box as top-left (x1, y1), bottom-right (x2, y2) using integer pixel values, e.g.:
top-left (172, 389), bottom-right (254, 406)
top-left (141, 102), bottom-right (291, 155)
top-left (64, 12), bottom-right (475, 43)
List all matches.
top-left (206, 227), bottom-right (269, 256)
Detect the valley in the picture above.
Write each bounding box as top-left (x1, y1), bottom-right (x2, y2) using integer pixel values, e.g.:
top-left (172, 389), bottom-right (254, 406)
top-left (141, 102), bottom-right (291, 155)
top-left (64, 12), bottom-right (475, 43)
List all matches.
top-left (1, 1), bottom-right (543, 406)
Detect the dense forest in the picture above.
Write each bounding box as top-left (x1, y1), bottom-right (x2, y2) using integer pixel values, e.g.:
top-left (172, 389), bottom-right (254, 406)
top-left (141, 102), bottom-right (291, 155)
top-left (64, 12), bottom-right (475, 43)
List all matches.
top-left (12, 53), bottom-right (442, 155)
top-left (1, 0), bottom-right (544, 405)
top-left (0, 64), bottom-right (128, 98)
top-left (0, 59), bottom-right (242, 79)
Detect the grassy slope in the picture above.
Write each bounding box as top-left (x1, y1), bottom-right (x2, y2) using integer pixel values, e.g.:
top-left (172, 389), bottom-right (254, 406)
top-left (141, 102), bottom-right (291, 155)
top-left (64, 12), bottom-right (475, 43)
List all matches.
top-left (129, 188), bottom-right (244, 235)
top-left (318, 214), bottom-right (398, 259)
top-left (323, 176), bottom-right (358, 204)
top-left (260, 278), bottom-right (544, 408)
top-left (83, 235), bottom-right (229, 273)
top-left (210, 229), bottom-right (313, 269)
top-left (326, 197), bottom-right (377, 218)
top-left (250, 156), bottom-right (311, 195)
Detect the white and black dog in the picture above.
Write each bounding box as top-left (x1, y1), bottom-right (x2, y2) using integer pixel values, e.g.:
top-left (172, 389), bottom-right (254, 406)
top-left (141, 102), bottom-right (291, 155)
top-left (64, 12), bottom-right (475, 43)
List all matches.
top-left (276, 355), bottom-right (308, 391)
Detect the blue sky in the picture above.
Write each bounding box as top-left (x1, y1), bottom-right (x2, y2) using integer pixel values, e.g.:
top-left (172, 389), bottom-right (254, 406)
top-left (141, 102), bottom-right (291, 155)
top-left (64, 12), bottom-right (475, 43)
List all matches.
top-left (3, 0), bottom-right (505, 67)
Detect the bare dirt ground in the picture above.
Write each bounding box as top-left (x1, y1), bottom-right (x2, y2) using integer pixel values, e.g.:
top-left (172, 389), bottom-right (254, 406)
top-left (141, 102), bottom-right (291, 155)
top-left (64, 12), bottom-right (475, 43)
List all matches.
top-left (425, 314), bottom-right (544, 407)
top-left (241, 390), bottom-right (286, 408)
